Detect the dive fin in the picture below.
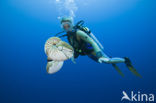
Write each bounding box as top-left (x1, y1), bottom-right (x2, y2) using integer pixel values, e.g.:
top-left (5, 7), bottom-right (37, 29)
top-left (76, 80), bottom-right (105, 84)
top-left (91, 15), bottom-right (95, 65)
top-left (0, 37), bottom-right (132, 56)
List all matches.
top-left (127, 65), bottom-right (142, 77)
top-left (124, 57), bottom-right (142, 77)
top-left (112, 64), bottom-right (124, 77)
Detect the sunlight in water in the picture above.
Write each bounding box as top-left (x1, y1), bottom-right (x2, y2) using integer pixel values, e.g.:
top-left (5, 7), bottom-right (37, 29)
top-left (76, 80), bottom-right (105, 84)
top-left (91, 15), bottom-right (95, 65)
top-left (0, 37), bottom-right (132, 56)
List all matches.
top-left (55, 0), bottom-right (78, 20)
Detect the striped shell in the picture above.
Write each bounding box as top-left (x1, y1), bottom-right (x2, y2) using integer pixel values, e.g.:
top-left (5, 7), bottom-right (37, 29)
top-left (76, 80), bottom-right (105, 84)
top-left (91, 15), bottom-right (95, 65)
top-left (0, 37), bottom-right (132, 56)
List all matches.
top-left (46, 61), bottom-right (64, 74)
top-left (45, 37), bottom-right (74, 61)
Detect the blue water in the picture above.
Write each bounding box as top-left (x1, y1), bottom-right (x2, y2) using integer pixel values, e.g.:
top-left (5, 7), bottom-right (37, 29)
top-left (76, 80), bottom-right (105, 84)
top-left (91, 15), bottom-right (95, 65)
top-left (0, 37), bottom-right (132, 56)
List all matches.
top-left (0, 0), bottom-right (156, 103)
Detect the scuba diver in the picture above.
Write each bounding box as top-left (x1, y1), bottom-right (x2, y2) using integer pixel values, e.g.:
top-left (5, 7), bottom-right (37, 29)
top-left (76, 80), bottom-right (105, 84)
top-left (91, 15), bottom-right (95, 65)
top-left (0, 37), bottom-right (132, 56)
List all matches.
top-left (55, 17), bottom-right (141, 77)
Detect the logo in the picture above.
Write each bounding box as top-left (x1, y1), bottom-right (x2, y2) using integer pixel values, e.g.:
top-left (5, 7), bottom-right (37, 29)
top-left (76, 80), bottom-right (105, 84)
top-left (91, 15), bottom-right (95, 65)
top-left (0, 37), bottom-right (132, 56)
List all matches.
top-left (121, 91), bottom-right (155, 102)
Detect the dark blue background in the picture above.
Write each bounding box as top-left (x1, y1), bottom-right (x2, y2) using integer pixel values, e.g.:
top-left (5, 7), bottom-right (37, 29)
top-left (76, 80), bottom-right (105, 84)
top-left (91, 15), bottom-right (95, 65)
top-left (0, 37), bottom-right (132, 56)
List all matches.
top-left (0, 0), bottom-right (156, 103)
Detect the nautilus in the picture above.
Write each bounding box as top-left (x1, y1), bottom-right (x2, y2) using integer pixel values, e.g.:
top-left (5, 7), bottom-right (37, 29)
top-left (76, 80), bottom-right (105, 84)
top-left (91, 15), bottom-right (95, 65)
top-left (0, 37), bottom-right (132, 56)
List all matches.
top-left (45, 37), bottom-right (74, 61)
top-left (44, 37), bottom-right (74, 74)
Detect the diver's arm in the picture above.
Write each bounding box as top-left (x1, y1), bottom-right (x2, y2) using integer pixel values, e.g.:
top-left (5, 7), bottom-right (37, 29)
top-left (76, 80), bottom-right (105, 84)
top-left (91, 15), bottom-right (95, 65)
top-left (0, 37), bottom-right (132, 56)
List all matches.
top-left (76, 30), bottom-right (101, 53)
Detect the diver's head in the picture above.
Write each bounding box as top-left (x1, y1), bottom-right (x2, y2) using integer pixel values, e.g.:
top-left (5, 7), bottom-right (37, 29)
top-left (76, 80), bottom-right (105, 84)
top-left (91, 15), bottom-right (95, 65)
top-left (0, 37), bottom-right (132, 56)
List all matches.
top-left (60, 17), bottom-right (73, 32)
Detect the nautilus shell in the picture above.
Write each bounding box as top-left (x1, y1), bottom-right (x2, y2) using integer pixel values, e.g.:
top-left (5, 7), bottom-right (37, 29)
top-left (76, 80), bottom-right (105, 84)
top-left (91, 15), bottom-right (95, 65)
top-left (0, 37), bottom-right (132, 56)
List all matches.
top-left (45, 37), bottom-right (74, 61)
top-left (46, 61), bottom-right (64, 74)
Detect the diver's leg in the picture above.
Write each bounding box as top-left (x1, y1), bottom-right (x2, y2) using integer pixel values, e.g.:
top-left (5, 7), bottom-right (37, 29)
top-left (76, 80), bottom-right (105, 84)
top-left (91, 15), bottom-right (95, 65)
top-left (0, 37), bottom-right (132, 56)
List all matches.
top-left (98, 52), bottom-right (125, 63)
top-left (92, 51), bottom-right (141, 77)
top-left (87, 51), bottom-right (125, 76)
top-left (104, 57), bottom-right (125, 63)
top-left (101, 55), bottom-right (141, 77)
top-left (104, 57), bottom-right (141, 77)
top-left (88, 51), bottom-right (125, 63)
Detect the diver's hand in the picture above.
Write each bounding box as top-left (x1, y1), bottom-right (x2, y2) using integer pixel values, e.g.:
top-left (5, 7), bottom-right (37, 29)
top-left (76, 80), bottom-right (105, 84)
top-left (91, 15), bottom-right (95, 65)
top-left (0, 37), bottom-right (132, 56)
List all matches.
top-left (71, 56), bottom-right (76, 64)
top-left (98, 57), bottom-right (110, 63)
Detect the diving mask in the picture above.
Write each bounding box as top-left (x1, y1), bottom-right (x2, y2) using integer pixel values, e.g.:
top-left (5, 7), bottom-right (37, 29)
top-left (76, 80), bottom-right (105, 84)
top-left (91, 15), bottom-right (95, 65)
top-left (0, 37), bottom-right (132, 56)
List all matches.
top-left (61, 22), bottom-right (73, 32)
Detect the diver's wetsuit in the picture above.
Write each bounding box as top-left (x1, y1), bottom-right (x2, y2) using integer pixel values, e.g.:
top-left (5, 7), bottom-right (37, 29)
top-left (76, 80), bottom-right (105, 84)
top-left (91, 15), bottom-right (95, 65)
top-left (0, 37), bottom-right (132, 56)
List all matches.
top-left (67, 29), bottom-right (125, 63)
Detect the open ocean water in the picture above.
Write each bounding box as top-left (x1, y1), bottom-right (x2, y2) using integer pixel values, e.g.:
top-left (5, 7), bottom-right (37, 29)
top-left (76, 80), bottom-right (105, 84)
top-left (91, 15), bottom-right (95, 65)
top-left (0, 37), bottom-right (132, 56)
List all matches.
top-left (0, 0), bottom-right (156, 103)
